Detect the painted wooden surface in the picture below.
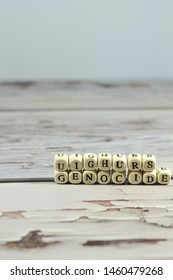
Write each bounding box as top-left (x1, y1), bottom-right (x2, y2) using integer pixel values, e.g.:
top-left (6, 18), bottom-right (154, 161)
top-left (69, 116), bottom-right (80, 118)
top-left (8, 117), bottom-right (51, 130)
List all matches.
top-left (0, 110), bottom-right (173, 179)
top-left (0, 81), bottom-right (173, 259)
top-left (0, 183), bottom-right (173, 259)
top-left (0, 81), bottom-right (173, 110)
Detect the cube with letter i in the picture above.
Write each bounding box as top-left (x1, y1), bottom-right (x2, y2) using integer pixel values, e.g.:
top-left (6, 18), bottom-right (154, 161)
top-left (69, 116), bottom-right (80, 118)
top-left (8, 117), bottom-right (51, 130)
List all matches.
top-left (69, 154), bottom-right (83, 170)
top-left (128, 171), bottom-right (142, 184)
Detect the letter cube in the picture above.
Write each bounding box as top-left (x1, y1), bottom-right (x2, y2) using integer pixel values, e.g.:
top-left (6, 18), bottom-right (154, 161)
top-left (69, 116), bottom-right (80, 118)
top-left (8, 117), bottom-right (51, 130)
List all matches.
top-left (157, 167), bottom-right (171, 185)
top-left (98, 170), bottom-right (111, 184)
top-left (128, 153), bottom-right (142, 171)
top-left (83, 153), bottom-right (97, 170)
top-left (98, 153), bottom-right (112, 171)
top-left (54, 171), bottom-right (68, 184)
top-left (128, 171), bottom-right (142, 185)
top-left (112, 154), bottom-right (127, 171)
top-left (143, 170), bottom-right (157, 185)
top-left (69, 154), bottom-right (83, 170)
top-left (69, 171), bottom-right (82, 184)
top-left (112, 171), bottom-right (126, 185)
top-left (142, 154), bottom-right (156, 171)
top-left (83, 170), bottom-right (97, 184)
top-left (54, 153), bottom-right (68, 171)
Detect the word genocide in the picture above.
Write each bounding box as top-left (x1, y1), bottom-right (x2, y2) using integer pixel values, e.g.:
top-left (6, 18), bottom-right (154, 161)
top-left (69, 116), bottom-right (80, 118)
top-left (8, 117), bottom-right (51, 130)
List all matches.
top-left (54, 153), bottom-right (171, 185)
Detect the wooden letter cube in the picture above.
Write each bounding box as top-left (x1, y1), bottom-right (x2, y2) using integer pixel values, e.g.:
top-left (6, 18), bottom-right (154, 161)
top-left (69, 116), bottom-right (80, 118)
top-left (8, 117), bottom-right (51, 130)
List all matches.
top-left (98, 170), bottom-right (111, 184)
top-left (128, 153), bottom-right (142, 171)
top-left (112, 154), bottom-right (127, 171)
top-left (54, 171), bottom-right (68, 184)
top-left (69, 154), bottom-right (83, 170)
top-left (128, 171), bottom-right (142, 184)
top-left (98, 153), bottom-right (112, 171)
top-left (69, 171), bottom-right (82, 184)
top-left (83, 153), bottom-right (97, 170)
top-left (112, 171), bottom-right (126, 185)
top-left (157, 167), bottom-right (171, 185)
top-left (83, 170), bottom-right (97, 184)
top-left (143, 170), bottom-right (157, 185)
top-left (142, 154), bottom-right (156, 171)
top-left (54, 153), bottom-right (68, 171)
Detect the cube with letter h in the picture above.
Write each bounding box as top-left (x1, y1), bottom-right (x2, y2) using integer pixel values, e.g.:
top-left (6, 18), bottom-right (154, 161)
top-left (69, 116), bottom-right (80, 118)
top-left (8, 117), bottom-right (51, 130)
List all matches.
top-left (98, 153), bottom-right (112, 170)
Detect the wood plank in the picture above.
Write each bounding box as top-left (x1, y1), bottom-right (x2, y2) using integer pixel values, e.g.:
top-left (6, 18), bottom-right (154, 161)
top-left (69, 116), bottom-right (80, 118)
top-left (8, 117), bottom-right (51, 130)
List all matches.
top-left (0, 109), bottom-right (172, 179)
top-left (0, 182), bottom-right (173, 259)
top-left (1, 82), bottom-right (173, 260)
top-left (0, 81), bottom-right (173, 110)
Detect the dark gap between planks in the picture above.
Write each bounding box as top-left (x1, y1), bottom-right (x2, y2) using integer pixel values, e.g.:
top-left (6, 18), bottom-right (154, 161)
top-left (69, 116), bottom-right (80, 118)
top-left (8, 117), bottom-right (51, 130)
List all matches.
top-left (0, 108), bottom-right (173, 112)
top-left (0, 177), bottom-right (172, 183)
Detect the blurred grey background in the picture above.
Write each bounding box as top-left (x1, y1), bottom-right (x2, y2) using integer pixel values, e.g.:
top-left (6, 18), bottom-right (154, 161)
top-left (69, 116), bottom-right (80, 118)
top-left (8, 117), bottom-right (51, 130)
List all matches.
top-left (0, 0), bottom-right (173, 81)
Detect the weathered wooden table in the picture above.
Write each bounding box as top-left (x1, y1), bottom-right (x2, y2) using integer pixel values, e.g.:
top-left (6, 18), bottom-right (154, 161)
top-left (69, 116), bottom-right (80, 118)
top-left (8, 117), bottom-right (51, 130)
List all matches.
top-left (0, 81), bottom-right (173, 259)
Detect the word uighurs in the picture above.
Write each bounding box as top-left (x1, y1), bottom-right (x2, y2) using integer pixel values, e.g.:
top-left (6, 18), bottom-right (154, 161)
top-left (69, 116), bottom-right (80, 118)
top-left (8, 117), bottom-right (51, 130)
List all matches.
top-left (54, 153), bottom-right (171, 185)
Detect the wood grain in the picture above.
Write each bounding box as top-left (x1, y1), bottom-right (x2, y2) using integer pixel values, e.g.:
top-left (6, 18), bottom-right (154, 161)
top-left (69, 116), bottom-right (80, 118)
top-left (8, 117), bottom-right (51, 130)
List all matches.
top-left (0, 109), bottom-right (173, 179)
top-left (0, 81), bottom-right (173, 110)
top-left (0, 182), bottom-right (173, 259)
top-left (0, 81), bottom-right (173, 260)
